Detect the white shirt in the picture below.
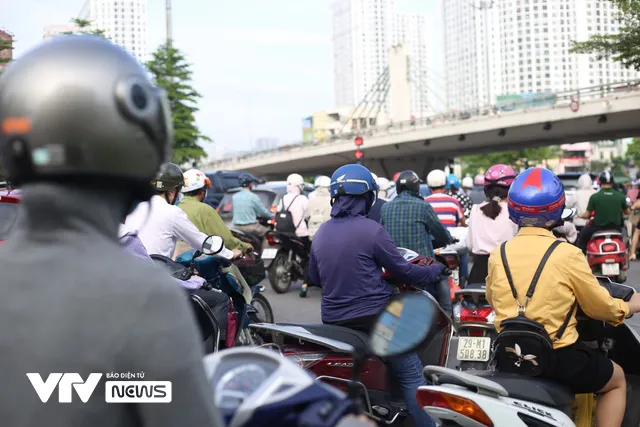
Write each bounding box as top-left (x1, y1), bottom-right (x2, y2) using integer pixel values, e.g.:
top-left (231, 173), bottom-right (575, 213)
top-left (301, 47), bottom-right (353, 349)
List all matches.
top-left (280, 191), bottom-right (309, 237)
top-left (126, 195), bottom-right (234, 259)
top-left (467, 201), bottom-right (518, 255)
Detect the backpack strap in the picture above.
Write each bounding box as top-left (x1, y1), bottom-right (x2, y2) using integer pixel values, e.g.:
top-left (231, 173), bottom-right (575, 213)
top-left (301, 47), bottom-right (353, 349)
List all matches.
top-left (285, 194), bottom-right (299, 212)
top-left (525, 240), bottom-right (563, 299)
top-left (555, 302), bottom-right (577, 341)
top-left (500, 242), bottom-right (519, 301)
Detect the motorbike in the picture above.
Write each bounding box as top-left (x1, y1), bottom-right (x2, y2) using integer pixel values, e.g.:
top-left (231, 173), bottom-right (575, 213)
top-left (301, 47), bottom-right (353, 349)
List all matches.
top-left (417, 277), bottom-right (640, 427)
top-left (586, 228), bottom-right (629, 283)
top-left (231, 227), bottom-right (265, 258)
top-left (250, 251), bottom-right (453, 425)
top-left (263, 230), bottom-right (310, 294)
top-left (203, 293), bottom-right (438, 426)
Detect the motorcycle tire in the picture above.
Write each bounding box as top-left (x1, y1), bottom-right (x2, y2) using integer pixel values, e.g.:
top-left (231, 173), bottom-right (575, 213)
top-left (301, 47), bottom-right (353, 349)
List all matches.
top-left (268, 252), bottom-right (292, 294)
top-left (250, 294), bottom-right (274, 323)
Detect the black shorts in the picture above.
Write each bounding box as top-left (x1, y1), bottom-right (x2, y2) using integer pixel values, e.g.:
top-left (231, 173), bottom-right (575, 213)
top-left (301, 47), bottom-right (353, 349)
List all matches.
top-left (549, 342), bottom-right (614, 394)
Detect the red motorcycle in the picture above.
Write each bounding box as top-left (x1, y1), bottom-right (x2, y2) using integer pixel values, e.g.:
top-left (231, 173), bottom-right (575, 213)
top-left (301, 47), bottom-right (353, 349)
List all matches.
top-left (586, 228), bottom-right (629, 283)
top-left (250, 249), bottom-right (453, 425)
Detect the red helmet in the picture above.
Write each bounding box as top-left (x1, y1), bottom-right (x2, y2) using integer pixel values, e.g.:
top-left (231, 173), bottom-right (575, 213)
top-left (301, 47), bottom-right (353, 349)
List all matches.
top-left (485, 164), bottom-right (516, 188)
top-left (393, 172), bottom-right (401, 182)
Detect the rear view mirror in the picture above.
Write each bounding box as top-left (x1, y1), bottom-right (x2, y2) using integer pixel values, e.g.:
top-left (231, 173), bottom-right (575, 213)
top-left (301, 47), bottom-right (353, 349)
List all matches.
top-left (561, 208), bottom-right (577, 221)
top-left (369, 294), bottom-right (433, 358)
top-left (202, 235), bottom-right (224, 255)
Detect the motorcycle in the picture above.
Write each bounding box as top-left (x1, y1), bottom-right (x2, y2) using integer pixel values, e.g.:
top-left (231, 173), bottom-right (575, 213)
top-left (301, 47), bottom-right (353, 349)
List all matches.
top-left (203, 293), bottom-right (437, 426)
top-left (231, 227), bottom-right (265, 258)
top-left (587, 228), bottom-right (629, 283)
top-left (263, 230), bottom-right (310, 294)
top-left (417, 277), bottom-right (640, 427)
top-left (250, 252), bottom-right (453, 425)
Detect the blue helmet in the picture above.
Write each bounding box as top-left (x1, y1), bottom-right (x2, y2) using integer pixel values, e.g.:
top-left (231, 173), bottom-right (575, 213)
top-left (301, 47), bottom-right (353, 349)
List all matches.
top-left (508, 167), bottom-right (565, 228)
top-left (330, 164), bottom-right (379, 201)
top-left (446, 174), bottom-right (461, 190)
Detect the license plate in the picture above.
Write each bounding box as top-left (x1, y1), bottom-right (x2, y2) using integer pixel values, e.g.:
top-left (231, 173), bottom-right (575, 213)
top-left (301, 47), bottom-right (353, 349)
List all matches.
top-left (602, 263), bottom-right (620, 276)
top-left (457, 337), bottom-right (491, 362)
top-left (261, 248), bottom-right (278, 260)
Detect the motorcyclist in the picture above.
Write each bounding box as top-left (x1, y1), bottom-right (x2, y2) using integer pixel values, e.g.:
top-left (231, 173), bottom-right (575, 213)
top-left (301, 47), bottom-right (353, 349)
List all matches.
top-left (576, 171), bottom-right (630, 253)
top-left (303, 175), bottom-right (332, 298)
top-left (486, 167), bottom-right (640, 427)
top-left (368, 173), bottom-right (387, 223)
top-left (231, 173), bottom-right (275, 239)
top-left (446, 173), bottom-right (472, 218)
top-left (376, 176), bottom-right (391, 200)
top-left (469, 173), bottom-right (486, 204)
top-left (309, 175), bottom-right (330, 200)
top-left (462, 176), bottom-right (474, 198)
top-left (380, 170), bottom-right (454, 312)
top-left (574, 173), bottom-right (596, 230)
top-left (309, 164), bottom-right (446, 427)
top-left (179, 168), bottom-right (251, 252)
top-left (0, 36), bottom-right (223, 426)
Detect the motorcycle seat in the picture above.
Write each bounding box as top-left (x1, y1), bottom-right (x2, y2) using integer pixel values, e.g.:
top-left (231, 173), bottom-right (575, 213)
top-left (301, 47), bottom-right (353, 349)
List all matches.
top-left (592, 230), bottom-right (623, 239)
top-left (280, 323), bottom-right (370, 352)
top-left (474, 371), bottom-right (574, 409)
top-left (230, 228), bottom-right (249, 238)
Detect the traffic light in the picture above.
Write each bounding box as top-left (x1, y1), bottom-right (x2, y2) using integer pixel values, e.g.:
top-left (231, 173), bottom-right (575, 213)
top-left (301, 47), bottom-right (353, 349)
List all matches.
top-left (354, 136), bottom-right (364, 146)
top-left (354, 149), bottom-right (364, 164)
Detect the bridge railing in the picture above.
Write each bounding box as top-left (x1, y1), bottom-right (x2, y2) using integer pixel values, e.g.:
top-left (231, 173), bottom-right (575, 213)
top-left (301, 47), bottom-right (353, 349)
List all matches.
top-left (206, 80), bottom-right (640, 169)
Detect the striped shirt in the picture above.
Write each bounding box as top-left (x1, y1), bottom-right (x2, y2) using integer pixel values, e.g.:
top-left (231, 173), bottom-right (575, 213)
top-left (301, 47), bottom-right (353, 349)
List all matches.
top-left (425, 192), bottom-right (464, 228)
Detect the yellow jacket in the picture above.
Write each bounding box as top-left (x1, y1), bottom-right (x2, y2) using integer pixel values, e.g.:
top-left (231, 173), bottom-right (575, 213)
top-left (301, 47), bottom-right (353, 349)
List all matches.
top-left (486, 227), bottom-right (629, 349)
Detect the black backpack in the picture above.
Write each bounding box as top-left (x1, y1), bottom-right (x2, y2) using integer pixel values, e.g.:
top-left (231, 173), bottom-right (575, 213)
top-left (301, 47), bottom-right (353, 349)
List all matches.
top-left (275, 195), bottom-right (302, 234)
top-left (493, 240), bottom-right (577, 377)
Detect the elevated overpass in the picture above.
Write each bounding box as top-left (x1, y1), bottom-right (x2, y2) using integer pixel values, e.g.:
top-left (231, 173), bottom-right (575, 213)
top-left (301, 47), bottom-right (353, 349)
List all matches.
top-left (205, 82), bottom-right (640, 179)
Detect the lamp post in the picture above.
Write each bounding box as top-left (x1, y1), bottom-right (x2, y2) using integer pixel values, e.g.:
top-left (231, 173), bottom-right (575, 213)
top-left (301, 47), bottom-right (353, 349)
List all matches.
top-left (166, 0), bottom-right (172, 44)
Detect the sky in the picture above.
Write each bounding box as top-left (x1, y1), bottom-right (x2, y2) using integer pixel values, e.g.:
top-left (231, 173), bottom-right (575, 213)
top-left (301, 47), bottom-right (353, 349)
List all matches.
top-left (3, 0), bottom-right (443, 159)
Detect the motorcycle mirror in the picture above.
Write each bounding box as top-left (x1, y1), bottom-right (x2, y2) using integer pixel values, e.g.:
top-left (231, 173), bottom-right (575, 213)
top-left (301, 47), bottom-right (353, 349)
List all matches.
top-left (561, 208), bottom-right (577, 221)
top-left (368, 293), bottom-right (434, 358)
top-left (202, 235), bottom-right (224, 256)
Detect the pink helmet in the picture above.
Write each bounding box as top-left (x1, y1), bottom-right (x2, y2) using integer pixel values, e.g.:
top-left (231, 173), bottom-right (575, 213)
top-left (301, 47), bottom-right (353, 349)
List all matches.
top-left (485, 164), bottom-right (516, 187)
top-left (473, 174), bottom-right (484, 185)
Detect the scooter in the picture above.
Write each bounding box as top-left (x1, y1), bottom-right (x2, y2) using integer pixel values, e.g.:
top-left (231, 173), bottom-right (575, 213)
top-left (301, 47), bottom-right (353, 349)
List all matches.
top-left (250, 252), bottom-right (453, 425)
top-left (586, 227), bottom-right (629, 283)
top-left (203, 293), bottom-right (440, 426)
top-left (263, 230), bottom-right (310, 294)
top-left (417, 277), bottom-right (640, 427)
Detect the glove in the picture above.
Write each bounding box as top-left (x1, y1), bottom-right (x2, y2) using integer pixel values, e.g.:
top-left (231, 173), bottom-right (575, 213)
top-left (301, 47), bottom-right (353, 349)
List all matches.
top-left (426, 262), bottom-right (448, 282)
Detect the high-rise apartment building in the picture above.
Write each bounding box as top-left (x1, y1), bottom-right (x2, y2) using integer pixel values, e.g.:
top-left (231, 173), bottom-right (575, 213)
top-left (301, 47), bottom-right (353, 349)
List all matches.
top-left (79, 0), bottom-right (147, 60)
top-left (332, 0), bottom-right (431, 115)
top-left (444, 0), bottom-right (640, 111)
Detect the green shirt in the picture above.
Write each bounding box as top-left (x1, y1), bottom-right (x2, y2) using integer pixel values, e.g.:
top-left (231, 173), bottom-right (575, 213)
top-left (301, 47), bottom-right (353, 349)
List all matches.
top-left (586, 188), bottom-right (627, 227)
top-left (179, 196), bottom-right (249, 251)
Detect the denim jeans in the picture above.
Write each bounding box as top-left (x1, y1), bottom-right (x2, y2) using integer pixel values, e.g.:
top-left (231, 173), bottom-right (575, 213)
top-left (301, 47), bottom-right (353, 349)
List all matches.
top-left (387, 351), bottom-right (436, 427)
top-left (424, 278), bottom-right (453, 314)
top-left (459, 252), bottom-right (469, 280)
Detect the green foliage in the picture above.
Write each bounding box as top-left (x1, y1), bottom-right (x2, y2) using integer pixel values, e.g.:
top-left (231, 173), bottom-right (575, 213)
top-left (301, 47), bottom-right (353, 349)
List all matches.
top-left (63, 18), bottom-right (107, 38)
top-left (146, 42), bottom-right (209, 165)
top-left (0, 37), bottom-right (14, 76)
top-left (627, 137), bottom-right (640, 163)
top-left (569, 0), bottom-right (640, 70)
top-left (461, 146), bottom-right (559, 176)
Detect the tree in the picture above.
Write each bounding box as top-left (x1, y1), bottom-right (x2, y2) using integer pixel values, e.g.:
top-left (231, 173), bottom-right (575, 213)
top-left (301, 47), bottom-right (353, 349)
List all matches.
top-left (63, 18), bottom-right (107, 38)
top-left (146, 42), bottom-right (209, 165)
top-left (627, 137), bottom-right (640, 164)
top-left (0, 37), bottom-right (14, 77)
top-left (570, 0), bottom-right (640, 70)
top-left (461, 146), bottom-right (559, 176)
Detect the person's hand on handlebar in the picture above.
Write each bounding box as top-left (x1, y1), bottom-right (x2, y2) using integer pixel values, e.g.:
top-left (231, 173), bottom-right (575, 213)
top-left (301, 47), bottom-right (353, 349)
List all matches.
top-left (627, 293), bottom-right (640, 315)
top-left (231, 249), bottom-right (243, 259)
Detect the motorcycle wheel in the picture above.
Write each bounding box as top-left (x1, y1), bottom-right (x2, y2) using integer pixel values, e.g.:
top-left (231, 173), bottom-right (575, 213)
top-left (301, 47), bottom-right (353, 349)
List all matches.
top-left (268, 252), bottom-right (292, 294)
top-left (250, 294), bottom-right (274, 323)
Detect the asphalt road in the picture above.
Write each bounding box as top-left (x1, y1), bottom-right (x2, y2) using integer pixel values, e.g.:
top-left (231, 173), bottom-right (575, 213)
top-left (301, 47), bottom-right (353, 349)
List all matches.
top-left (262, 261), bottom-right (640, 331)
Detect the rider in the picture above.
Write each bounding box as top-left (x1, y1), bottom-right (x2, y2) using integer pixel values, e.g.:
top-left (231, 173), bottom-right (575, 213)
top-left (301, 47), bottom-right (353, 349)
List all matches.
top-left (446, 173), bottom-right (472, 218)
top-left (368, 173), bottom-right (387, 223)
top-left (486, 167), bottom-right (640, 427)
top-left (576, 171), bottom-right (630, 253)
top-left (309, 164), bottom-right (446, 427)
top-left (0, 36), bottom-right (223, 426)
top-left (309, 175), bottom-right (330, 200)
top-left (180, 168), bottom-right (251, 252)
top-left (462, 176), bottom-right (474, 198)
top-left (231, 173), bottom-right (275, 238)
top-left (380, 170), bottom-right (454, 312)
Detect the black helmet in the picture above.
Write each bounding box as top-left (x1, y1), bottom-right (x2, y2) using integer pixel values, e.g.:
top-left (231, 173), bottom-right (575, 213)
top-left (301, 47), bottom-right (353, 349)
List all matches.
top-left (395, 170), bottom-right (421, 195)
top-left (599, 170), bottom-right (613, 185)
top-left (152, 163), bottom-right (184, 192)
top-left (239, 173), bottom-right (253, 187)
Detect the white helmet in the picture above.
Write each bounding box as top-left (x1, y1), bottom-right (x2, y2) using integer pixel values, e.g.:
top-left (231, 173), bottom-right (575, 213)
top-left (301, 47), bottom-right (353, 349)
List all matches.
top-left (182, 169), bottom-right (211, 193)
top-left (287, 173), bottom-right (305, 187)
top-left (314, 175), bottom-right (331, 188)
top-left (427, 170), bottom-right (447, 188)
top-left (462, 176), bottom-right (474, 189)
top-left (377, 177), bottom-right (391, 190)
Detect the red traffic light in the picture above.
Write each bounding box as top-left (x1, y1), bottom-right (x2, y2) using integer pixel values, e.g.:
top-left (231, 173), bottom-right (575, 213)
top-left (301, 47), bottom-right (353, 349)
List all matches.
top-left (354, 136), bottom-right (364, 146)
top-left (355, 149), bottom-right (364, 159)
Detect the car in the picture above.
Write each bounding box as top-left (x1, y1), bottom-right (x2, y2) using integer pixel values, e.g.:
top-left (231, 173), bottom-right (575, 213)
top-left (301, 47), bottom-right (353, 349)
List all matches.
top-left (203, 171), bottom-right (263, 209)
top-left (217, 181), bottom-right (314, 226)
top-left (0, 188), bottom-right (22, 242)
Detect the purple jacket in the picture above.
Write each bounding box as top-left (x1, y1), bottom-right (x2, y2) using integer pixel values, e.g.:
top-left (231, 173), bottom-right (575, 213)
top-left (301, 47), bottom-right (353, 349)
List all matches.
top-left (119, 226), bottom-right (205, 291)
top-left (309, 195), bottom-right (445, 323)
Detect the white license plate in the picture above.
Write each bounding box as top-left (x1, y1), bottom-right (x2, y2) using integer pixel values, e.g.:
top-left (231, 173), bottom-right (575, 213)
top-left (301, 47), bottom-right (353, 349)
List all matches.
top-left (457, 337), bottom-right (491, 362)
top-left (602, 263), bottom-right (620, 276)
top-left (261, 248), bottom-right (278, 260)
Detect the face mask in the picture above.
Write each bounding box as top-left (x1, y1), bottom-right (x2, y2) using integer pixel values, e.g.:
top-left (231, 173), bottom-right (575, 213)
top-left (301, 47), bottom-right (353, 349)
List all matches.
top-left (174, 192), bottom-right (184, 206)
top-left (203, 189), bottom-right (208, 201)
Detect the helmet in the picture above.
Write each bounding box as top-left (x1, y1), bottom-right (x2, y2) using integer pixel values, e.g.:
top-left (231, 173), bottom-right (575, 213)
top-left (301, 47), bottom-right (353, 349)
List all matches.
top-left (395, 170), bottom-right (421, 195)
top-left (182, 169), bottom-right (211, 193)
top-left (508, 167), bottom-right (565, 228)
top-left (462, 176), bottom-right (473, 189)
top-left (314, 175), bottom-right (330, 188)
top-left (152, 163), bottom-right (184, 192)
top-left (287, 173), bottom-right (304, 187)
top-left (599, 170), bottom-right (613, 185)
top-left (330, 164), bottom-right (378, 200)
top-left (446, 174), bottom-right (461, 189)
top-left (239, 174), bottom-right (254, 187)
top-left (315, 175), bottom-right (331, 188)
top-left (0, 36), bottom-right (171, 198)
top-left (393, 172), bottom-right (401, 182)
top-left (474, 174), bottom-right (484, 185)
top-left (377, 177), bottom-right (391, 190)
top-left (485, 164), bottom-right (516, 188)
top-left (427, 170), bottom-right (447, 188)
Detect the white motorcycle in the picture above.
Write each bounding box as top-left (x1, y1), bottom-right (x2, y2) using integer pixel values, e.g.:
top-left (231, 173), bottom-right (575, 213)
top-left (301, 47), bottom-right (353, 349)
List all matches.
top-left (416, 277), bottom-right (640, 427)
